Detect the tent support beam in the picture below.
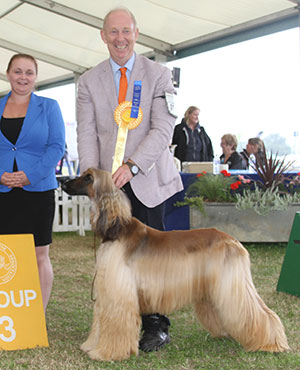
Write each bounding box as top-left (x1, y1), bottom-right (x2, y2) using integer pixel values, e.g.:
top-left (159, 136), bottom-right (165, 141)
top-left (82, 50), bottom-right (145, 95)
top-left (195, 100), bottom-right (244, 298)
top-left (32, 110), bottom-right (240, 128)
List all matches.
top-left (0, 38), bottom-right (87, 73)
top-left (19, 0), bottom-right (172, 55)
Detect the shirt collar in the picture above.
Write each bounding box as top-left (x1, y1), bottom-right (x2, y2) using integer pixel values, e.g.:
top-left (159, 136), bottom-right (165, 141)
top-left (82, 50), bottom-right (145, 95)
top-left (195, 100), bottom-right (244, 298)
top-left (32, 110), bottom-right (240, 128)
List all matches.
top-left (110, 53), bottom-right (135, 75)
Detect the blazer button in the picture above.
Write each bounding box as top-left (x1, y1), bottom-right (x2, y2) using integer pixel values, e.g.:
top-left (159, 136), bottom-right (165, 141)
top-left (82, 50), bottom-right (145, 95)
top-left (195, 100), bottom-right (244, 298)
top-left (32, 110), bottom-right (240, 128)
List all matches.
top-left (12, 147), bottom-right (16, 151)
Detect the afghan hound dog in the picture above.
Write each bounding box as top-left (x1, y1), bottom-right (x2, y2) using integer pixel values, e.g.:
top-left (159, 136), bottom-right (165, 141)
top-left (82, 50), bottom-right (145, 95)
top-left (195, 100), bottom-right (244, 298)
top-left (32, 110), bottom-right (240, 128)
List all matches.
top-left (62, 168), bottom-right (289, 361)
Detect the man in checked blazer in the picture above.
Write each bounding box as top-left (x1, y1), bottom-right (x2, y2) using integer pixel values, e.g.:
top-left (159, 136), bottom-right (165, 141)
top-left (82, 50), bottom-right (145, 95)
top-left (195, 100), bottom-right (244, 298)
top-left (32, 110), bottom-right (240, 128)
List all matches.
top-left (77, 7), bottom-right (183, 352)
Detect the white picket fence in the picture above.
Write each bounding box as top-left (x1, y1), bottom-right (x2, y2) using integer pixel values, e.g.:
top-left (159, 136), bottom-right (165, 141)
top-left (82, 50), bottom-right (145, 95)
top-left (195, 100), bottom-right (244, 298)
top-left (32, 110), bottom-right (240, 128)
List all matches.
top-left (53, 185), bottom-right (91, 236)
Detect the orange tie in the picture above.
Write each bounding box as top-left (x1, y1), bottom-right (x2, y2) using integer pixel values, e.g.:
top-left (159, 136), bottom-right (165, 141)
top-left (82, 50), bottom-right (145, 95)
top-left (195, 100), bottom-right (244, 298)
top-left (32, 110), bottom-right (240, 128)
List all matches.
top-left (118, 67), bottom-right (128, 104)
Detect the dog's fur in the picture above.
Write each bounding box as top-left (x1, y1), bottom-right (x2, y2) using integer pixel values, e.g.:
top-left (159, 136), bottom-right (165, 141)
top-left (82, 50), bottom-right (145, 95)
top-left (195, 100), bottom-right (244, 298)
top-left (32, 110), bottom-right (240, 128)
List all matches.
top-left (62, 168), bottom-right (289, 361)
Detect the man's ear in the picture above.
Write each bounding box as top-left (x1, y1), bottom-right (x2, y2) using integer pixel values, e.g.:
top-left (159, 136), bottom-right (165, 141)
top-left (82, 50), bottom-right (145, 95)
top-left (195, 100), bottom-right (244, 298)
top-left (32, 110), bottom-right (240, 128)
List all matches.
top-left (134, 27), bottom-right (139, 41)
top-left (100, 29), bottom-right (107, 44)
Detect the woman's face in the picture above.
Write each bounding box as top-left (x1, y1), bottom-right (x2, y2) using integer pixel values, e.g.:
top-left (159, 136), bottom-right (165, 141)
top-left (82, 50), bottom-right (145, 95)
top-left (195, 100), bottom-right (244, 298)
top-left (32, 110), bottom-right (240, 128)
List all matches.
top-left (6, 57), bottom-right (37, 96)
top-left (188, 109), bottom-right (200, 125)
top-left (221, 138), bottom-right (233, 154)
top-left (246, 142), bottom-right (257, 154)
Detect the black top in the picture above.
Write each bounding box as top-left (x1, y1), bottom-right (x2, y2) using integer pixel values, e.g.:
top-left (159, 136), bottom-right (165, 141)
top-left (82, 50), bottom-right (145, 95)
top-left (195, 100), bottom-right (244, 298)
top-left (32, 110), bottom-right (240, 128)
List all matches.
top-left (0, 116), bottom-right (25, 144)
top-left (0, 116), bottom-right (25, 171)
top-left (185, 124), bottom-right (203, 161)
top-left (172, 119), bottom-right (214, 163)
top-left (220, 151), bottom-right (247, 170)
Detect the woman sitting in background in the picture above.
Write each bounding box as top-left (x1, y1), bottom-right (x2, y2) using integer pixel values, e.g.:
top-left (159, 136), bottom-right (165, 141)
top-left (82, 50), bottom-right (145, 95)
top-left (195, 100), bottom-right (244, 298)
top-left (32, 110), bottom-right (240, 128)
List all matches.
top-left (172, 106), bottom-right (214, 163)
top-left (220, 134), bottom-right (247, 170)
top-left (240, 137), bottom-right (265, 168)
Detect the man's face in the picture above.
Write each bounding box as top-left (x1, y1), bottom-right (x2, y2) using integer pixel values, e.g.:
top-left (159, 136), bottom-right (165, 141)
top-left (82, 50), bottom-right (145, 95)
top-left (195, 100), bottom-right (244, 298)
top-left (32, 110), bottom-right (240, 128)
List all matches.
top-left (101, 10), bottom-right (139, 66)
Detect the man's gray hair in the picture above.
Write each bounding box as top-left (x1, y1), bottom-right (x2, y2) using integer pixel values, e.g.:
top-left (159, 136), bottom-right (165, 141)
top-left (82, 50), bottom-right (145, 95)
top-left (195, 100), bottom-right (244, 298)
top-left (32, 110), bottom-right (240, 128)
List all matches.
top-left (103, 7), bottom-right (137, 30)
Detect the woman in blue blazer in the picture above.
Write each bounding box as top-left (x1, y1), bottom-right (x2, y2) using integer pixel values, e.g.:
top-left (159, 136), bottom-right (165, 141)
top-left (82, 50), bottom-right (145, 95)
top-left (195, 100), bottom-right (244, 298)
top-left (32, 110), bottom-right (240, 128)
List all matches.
top-left (0, 54), bottom-right (65, 312)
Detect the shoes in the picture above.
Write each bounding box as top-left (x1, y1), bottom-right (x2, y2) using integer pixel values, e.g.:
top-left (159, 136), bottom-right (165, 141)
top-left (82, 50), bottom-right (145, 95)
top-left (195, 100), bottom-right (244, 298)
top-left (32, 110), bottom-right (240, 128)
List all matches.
top-left (139, 314), bottom-right (171, 352)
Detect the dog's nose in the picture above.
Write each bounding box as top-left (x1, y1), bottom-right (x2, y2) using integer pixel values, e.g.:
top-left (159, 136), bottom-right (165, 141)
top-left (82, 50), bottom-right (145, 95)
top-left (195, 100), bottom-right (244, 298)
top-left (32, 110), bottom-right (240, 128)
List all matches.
top-left (58, 177), bottom-right (72, 192)
top-left (57, 176), bottom-right (70, 185)
top-left (61, 180), bottom-right (68, 192)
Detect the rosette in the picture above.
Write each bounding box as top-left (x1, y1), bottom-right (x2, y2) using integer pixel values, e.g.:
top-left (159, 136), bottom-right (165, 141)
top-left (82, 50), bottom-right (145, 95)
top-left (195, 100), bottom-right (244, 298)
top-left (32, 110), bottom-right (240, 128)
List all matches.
top-left (112, 101), bottom-right (143, 174)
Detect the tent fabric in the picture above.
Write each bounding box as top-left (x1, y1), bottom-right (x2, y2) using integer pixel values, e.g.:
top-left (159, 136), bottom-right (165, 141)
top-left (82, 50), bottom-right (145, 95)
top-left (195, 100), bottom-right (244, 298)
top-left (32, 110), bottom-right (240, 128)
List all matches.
top-left (0, 0), bottom-right (297, 94)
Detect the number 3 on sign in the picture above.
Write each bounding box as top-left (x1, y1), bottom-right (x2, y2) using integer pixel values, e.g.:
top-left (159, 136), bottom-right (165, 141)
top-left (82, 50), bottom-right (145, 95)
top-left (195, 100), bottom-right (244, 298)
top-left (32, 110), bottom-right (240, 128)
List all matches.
top-left (0, 316), bottom-right (16, 342)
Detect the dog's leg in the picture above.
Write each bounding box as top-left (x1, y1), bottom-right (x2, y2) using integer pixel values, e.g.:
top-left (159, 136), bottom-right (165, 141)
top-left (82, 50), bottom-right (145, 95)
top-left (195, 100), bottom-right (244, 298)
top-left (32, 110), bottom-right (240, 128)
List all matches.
top-left (208, 243), bottom-right (290, 352)
top-left (81, 298), bottom-right (101, 353)
top-left (194, 300), bottom-right (229, 338)
top-left (85, 248), bottom-right (141, 361)
top-left (87, 303), bottom-right (141, 361)
top-left (81, 259), bottom-right (103, 353)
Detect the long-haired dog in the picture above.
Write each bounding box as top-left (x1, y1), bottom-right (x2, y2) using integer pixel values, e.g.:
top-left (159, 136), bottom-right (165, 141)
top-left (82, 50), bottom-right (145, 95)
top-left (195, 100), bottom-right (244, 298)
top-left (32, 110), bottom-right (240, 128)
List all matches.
top-left (62, 168), bottom-right (289, 361)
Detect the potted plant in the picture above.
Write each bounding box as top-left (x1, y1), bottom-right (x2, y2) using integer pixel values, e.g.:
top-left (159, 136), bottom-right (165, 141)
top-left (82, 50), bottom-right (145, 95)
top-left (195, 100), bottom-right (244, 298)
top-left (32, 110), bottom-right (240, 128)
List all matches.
top-left (176, 148), bottom-right (300, 242)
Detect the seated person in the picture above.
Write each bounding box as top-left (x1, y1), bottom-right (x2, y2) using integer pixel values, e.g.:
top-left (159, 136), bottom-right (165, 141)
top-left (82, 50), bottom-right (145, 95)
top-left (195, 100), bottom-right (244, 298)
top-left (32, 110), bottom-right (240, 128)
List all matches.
top-left (172, 106), bottom-right (214, 163)
top-left (220, 134), bottom-right (247, 170)
top-left (240, 137), bottom-right (265, 168)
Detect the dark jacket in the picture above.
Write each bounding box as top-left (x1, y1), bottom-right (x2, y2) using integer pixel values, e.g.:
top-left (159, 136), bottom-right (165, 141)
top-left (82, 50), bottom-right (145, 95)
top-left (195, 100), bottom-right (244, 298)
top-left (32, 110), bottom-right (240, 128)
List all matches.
top-left (240, 149), bottom-right (265, 169)
top-left (172, 120), bottom-right (214, 162)
top-left (240, 149), bottom-right (249, 168)
top-left (220, 151), bottom-right (247, 170)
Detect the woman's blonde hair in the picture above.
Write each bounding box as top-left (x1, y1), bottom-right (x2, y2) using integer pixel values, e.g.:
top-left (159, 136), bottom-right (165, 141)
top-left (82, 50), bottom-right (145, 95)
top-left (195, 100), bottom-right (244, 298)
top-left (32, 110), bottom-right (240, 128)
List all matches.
top-left (184, 106), bottom-right (200, 123)
top-left (221, 134), bottom-right (238, 151)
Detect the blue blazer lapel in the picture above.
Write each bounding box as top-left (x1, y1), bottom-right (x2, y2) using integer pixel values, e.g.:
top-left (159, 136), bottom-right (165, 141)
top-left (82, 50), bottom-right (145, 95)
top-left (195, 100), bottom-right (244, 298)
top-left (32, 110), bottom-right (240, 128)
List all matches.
top-left (0, 93), bottom-right (10, 117)
top-left (17, 93), bottom-right (43, 144)
top-left (0, 93), bottom-right (10, 144)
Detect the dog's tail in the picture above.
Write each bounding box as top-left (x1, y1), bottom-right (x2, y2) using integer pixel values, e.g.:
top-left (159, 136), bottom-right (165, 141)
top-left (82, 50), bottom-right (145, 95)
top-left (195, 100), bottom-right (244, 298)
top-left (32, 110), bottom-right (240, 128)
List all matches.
top-left (208, 239), bottom-right (290, 352)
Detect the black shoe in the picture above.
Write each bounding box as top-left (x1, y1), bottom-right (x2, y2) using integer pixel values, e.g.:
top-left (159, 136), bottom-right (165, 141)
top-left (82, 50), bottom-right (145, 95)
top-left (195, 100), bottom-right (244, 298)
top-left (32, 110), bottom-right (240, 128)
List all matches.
top-left (139, 314), bottom-right (171, 352)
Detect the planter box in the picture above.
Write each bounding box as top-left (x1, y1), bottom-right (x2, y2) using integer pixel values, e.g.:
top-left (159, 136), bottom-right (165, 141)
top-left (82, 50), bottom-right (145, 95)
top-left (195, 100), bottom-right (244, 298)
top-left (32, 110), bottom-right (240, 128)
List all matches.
top-left (190, 203), bottom-right (300, 242)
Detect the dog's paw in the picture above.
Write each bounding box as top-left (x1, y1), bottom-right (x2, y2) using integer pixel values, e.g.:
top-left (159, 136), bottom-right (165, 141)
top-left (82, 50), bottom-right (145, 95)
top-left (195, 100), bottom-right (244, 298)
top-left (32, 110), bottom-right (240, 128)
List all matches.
top-left (87, 349), bottom-right (106, 361)
top-left (87, 348), bottom-right (131, 362)
top-left (81, 341), bottom-right (94, 353)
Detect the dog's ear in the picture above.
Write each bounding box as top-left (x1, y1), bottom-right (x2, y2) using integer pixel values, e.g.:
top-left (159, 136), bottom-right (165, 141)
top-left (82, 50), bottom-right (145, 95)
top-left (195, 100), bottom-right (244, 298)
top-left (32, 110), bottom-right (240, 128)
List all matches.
top-left (95, 210), bottom-right (122, 241)
top-left (92, 170), bottom-right (114, 200)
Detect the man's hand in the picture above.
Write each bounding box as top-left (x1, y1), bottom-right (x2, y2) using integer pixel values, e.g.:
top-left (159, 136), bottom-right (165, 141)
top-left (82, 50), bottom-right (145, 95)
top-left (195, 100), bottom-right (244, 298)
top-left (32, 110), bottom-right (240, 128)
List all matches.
top-left (112, 164), bottom-right (133, 188)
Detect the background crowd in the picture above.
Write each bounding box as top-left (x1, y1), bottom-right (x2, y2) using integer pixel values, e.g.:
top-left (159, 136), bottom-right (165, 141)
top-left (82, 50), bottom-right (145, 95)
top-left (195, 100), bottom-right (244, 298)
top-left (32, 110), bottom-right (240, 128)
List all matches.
top-left (172, 105), bottom-right (264, 171)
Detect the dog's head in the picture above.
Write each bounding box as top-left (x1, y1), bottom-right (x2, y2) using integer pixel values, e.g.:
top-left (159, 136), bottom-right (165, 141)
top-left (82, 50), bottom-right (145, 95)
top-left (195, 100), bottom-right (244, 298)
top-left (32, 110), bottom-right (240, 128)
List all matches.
top-left (62, 168), bottom-right (132, 241)
top-left (62, 168), bottom-right (114, 197)
top-left (62, 170), bottom-right (91, 196)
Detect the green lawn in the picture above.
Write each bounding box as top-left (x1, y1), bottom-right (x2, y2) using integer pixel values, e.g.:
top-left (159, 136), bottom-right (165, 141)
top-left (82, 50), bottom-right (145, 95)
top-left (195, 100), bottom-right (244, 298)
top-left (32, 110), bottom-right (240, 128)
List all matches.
top-left (1, 232), bottom-right (300, 370)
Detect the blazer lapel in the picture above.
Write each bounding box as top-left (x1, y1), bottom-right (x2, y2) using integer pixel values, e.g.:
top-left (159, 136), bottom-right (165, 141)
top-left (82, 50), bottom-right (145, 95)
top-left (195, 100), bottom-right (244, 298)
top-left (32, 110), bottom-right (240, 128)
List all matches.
top-left (97, 61), bottom-right (118, 111)
top-left (128, 55), bottom-right (146, 101)
top-left (0, 93), bottom-right (10, 143)
top-left (17, 93), bottom-right (43, 144)
top-left (0, 92), bottom-right (10, 116)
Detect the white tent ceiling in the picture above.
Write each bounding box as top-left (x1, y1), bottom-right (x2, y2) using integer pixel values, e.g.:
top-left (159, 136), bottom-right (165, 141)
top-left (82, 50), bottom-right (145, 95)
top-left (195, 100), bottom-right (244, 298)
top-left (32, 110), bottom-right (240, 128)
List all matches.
top-left (0, 0), bottom-right (298, 95)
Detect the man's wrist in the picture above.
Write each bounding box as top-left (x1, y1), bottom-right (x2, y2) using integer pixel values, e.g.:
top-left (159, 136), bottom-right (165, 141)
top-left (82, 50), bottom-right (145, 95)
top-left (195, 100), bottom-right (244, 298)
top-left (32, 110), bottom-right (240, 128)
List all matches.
top-left (125, 161), bottom-right (139, 176)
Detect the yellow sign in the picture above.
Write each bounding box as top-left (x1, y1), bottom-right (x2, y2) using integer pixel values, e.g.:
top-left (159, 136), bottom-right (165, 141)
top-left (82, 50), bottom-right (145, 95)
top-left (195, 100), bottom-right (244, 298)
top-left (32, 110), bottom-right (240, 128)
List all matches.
top-left (0, 234), bottom-right (48, 350)
top-left (112, 101), bottom-right (143, 174)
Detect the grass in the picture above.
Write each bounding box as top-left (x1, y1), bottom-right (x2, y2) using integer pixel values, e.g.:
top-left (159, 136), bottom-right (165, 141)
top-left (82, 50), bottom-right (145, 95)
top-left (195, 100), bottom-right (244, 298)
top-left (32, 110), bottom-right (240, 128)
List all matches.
top-left (1, 232), bottom-right (300, 369)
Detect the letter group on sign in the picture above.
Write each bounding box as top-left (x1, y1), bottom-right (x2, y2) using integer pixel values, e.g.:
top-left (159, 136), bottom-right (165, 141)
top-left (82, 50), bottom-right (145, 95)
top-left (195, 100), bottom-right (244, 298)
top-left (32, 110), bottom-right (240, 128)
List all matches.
top-left (0, 290), bottom-right (37, 308)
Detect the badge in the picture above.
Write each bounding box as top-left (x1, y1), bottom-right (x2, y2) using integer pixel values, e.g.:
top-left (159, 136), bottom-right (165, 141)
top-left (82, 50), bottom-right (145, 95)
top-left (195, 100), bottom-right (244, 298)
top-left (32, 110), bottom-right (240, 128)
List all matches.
top-left (165, 92), bottom-right (177, 117)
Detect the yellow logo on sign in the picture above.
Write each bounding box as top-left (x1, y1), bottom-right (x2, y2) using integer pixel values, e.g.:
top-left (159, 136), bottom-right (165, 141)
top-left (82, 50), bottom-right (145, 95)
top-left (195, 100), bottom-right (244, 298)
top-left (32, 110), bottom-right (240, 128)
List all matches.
top-left (0, 243), bottom-right (17, 285)
top-left (0, 234), bottom-right (48, 350)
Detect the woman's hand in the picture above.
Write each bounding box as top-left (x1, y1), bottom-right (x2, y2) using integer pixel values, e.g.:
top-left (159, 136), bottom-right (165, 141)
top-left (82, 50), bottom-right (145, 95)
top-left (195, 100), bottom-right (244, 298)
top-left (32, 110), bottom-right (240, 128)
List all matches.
top-left (0, 172), bottom-right (16, 187)
top-left (0, 171), bottom-right (30, 188)
top-left (13, 171), bottom-right (30, 187)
